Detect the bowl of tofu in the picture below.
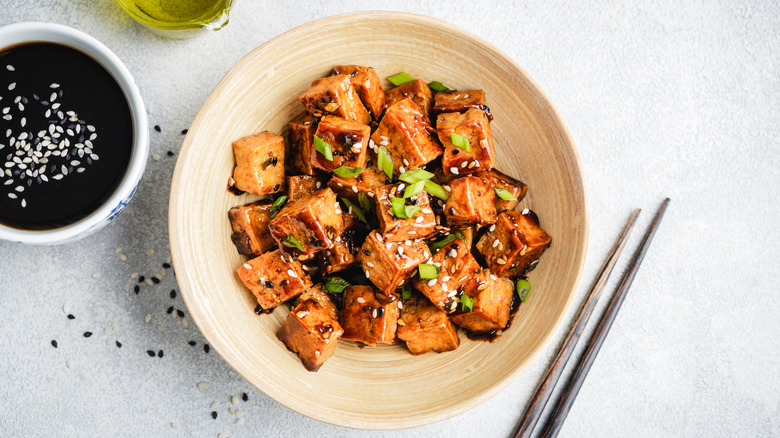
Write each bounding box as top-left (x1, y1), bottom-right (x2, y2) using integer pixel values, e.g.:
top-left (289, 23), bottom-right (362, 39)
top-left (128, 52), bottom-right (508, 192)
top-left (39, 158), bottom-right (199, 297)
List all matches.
top-left (169, 11), bottom-right (588, 429)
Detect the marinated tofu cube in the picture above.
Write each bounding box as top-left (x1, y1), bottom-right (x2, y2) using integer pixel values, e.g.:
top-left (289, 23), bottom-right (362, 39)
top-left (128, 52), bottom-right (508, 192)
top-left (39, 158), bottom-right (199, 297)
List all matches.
top-left (286, 114), bottom-right (319, 176)
top-left (299, 74), bottom-right (371, 124)
top-left (385, 79), bottom-right (433, 122)
top-left (437, 107), bottom-right (495, 175)
top-left (412, 238), bottom-right (483, 313)
top-left (476, 211), bottom-right (552, 277)
top-left (318, 212), bottom-right (368, 274)
top-left (332, 65), bottom-right (386, 120)
top-left (340, 285), bottom-right (400, 346)
top-left (328, 154), bottom-right (391, 199)
top-left (397, 292), bottom-right (459, 354)
top-left (232, 131), bottom-right (285, 195)
top-left (370, 98), bottom-right (441, 175)
top-left (236, 249), bottom-right (313, 311)
top-left (444, 176), bottom-right (497, 226)
top-left (312, 115), bottom-right (370, 172)
top-left (357, 230), bottom-right (429, 294)
top-left (228, 201), bottom-right (276, 256)
top-left (277, 291), bottom-right (343, 372)
top-left (287, 175), bottom-right (326, 202)
top-left (268, 188), bottom-right (343, 256)
top-left (374, 183), bottom-right (436, 241)
top-left (450, 269), bottom-right (512, 333)
top-left (432, 90), bottom-right (492, 120)
top-left (475, 169), bottom-right (527, 212)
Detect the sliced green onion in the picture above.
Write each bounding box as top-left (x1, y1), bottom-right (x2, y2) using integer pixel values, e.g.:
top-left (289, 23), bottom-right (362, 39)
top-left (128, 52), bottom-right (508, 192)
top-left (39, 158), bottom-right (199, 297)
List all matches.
top-left (404, 205), bottom-right (422, 218)
top-left (314, 134), bottom-right (333, 161)
top-left (387, 72), bottom-right (415, 86)
top-left (390, 197), bottom-right (408, 219)
top-left (403, 180), bottom-right (426, 199)
top-left (378, 146), bottom-right (394, 179)
top-left (399, 168), bottom-right (434, 184)
top-left (516, 278), bottom-right (532, 302)
top-left (401, 283), bottom-right (412, 301)
top-left (450, 132), bottom-right (471, 152)
top-left (268, 195), bottom-right (288, 219)
top-left (494, 187), bottom-right (518, 201)
top-left (340, 197), bottom-right (368, 224)
top-left (358, 192), bottom-right (372, 213)
top-left (428, 81), bottom-right (451, 92)
top-left (459, 293), bottom-right (474, 312)
top-left (282, 234), bottom-right (304, 252)
top-left (424, 180), bottom-right (449, 201)
top-left (418, 263), bottom-right (439, 280)
top-left (334, 166), bottom-right (363, 178)
top-left (429, 232), bottom-right (465, 252)
top-left (323, 278), bottom-right (350, 293)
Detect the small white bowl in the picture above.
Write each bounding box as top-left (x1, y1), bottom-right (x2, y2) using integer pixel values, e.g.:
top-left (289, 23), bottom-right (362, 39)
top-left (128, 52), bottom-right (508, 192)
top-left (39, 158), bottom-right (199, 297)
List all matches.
top-left (0, 22), bottom-right (148, 245)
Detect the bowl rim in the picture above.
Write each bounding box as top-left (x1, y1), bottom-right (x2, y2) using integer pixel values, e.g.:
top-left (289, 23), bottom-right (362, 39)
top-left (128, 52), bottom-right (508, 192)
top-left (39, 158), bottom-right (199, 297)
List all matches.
top-left (0, 22), bottom-right (149, 245)
top-left (170, 10), bottom-right (589, 429)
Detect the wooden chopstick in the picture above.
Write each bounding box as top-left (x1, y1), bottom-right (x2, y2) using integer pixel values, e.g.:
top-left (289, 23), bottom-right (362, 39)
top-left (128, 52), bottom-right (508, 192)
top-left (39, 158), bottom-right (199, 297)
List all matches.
top-left (512, 208), bottom-right (642, 438)
top-left (538, 197), bottom-right (671, 438)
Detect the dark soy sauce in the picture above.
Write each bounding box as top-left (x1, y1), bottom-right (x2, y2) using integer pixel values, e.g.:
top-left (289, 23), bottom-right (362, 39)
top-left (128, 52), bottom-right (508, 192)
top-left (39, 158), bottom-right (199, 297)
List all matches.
top-left (0, 43), bottom-right (132, 230)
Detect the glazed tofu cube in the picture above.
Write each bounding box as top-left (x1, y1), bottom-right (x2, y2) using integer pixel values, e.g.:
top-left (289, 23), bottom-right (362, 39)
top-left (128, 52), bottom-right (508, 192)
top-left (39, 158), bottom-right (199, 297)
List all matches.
top-left (450, 269), bottom-right (512, 333)
top-left (318, 212), bottom-right (368, 274)
top-left (278, 289), bottom-right (343, 372)
top-left (385, 79), bottom-right (434, 121)
top-left (293, 284), bottom-right (340, 320)
top-left (437, 108), bottom-right (495, 175)
top-left (444, 176), bottom-right (497, 226)
top-left (374, 183), bottom-right (436, 241)
top-left (268, 188), bottom-right (343, 256)
top-left (357, 230), bottom-right (429, 294)
top-left (232, 131), bottom-right (285, 195)
top-left (228, 201), bottom-right (276, 256)
top-left (299, 74), bottom-right (371, 124)
top-left (397, 292), bottom-right (459, 354)
top-left (475, 169), bottom-right (527, 212)
top-left (412, 238), bottom-right (483, 313)
top-left (236, 249), bottom-right (313, 311)
top-left (327, 154), bottom-right (391, 199)
top-left (432, 90), bottom-right (492, 120)
top-left (370, 98), bottom-right (441, 175)
top-left (476, 211), bottom-right (552, 277)
top-left (287, 175), bottom-right (326, 202)
top-left (312, 115), bottom-right (370, 172)
top-left (332, 65), bottom-right (386, 120)
top-left (286, 114), bottom-right (319, 176)
top-left (340, 285), bottom-right (400, 346)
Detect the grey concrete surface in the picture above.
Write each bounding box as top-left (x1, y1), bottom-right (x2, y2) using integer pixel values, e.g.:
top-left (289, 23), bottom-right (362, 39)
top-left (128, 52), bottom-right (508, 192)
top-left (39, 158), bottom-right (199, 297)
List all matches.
top-left (0, 1), bottom-right (778, 437)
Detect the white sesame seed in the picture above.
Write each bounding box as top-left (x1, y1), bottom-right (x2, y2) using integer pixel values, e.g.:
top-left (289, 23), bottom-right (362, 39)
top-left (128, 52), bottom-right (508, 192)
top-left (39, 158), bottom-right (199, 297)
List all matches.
top-left (236, 418), bottom-right (244, 425)
top-left (450, 167), bottom-right (459, 175)
top-left (365, 270), bottom-right (370, 278)
top-left (50, 83), bottom-right (60, 88)
top-left (351, 186), bottom-right (358, 193)
top-left (243, 263), bottom-right (251, 269)
top-left (399, 166), bottom-right (405, 173)
top-left (405, 240), bottom-right (411, 246)
top-left (366, 261), bottom-right (374, 267)
top-left (403, 159), bottom-right (409, 166)
top-left (7, 193), bottom-right (17, 199)
top-left (92, 272), bottom-right (102, 279)
top-left (490, 273), bottom-right (498, 280)
top-left (397, 246), bottom-right (405, 256)
top-left (497, 258), bottom-right (507, 265)
top-left (315, 181), bottom-right (321, 188)
top-left (357, 297), bottom-right (366, 303)
top-left (66, 360), bottom-right (73, 369)
top-left (170, 422), bottom-right (180, 430)
top-left (372, 309), bottom-right (378, 318)
top-left (157, 325), bottom-right (166, 332)
top-left (145, 314), bottom-right (152, 323)
top-left (14, 185), bottom-right (23, 192)
top-left (427, 279), bottom-right (437, 286)
top-left (522, 208), bottom-right (530, 214)
top-left (198, 382), bottom-right (208, 390)
top-left (152, 153), bottom-right (161, 161)
top-left (449, 249), bottom-right (457, 258)
top-left (8, 83), bottom-right (15, 91)
top-left (5, 65), bottom-right (13, 71)
top-left (461, 161), bottom-right (468, 168)
top-left (492, 239), bottom-right (500, 248)
top-left (415, 216), bottom-right (424, 223)
top-left (422, 208), bottom-right (432, 214)
top-left (287, 269), bottom-right (297, 278)
top-left (442, 276), bottom-right (451, 282)
top-left (210, 402), bottom-right (218, 409)
top-left (489, 224), bottom-right (496, 232)
top-left (397, 183), bottom-right (405, 192)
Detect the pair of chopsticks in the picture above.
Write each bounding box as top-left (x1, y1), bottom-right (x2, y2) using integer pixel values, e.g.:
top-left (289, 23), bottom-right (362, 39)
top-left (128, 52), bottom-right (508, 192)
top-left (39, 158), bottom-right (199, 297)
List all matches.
top-left (513, 198), bottom-right (670, 438)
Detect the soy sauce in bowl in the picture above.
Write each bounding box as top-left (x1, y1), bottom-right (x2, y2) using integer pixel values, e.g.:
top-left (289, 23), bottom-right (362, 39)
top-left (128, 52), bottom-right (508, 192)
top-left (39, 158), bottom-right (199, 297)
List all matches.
top-left (0, 43), bottom-right (133, 230)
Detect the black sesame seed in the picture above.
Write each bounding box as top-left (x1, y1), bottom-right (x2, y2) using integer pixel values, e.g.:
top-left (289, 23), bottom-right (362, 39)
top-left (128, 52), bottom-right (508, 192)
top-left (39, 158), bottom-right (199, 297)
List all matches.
top-left (280, 279), bottom-right (289, 286)
top-left (134, 285), bottom-right (140, 294)
top-left (204, 344), bottom-right (210, 354)
top-left (265, 280), bottom-right (274, 288)
top-left (116, 341), bottom-right (122, 348)
top-left (151, 277), bottom-right (160, 284)
top-left (453, 149), bottom-right (460, 155)
top-left (273, 184), bottom-right (281, 191)
top-left (181, 129), bottom-right (188, 135)
top-left (83, 331), bottom-right (93, 338)
top-left (158, 350), bottom-right (164, 358)
top-left (51, 340), bottom-right (58, 348)
top-left (377, 307), bottom-right (384, 317)
top-left (154, 125), bottom-right (161, 132)
top-left (167, 306), bottom-right (174, 314)
top-left (176, 309), bottom-right (185, 318)
top-left (188, 341), bottom-right (197, 346)
top-left (170, 290), bottom-right (176, 299)
top-left (166, 151), bottom-right (174, 156)
top-left (163, 263), bottom-right (172, 269)
top-left (242, 393), bottom-right (248, 402)
top-left (211, 411), bottom-right (218, 419)
top-left (362, 250), bottom-right (370, 256)
top-left (147, 350), bottom-right (156, 357)
top-left (271, 157), bottom-right (278, 166)
top-left (138, 276), bottom-right (145, 283)
top-left (67, 314), bottom-right (75, 320)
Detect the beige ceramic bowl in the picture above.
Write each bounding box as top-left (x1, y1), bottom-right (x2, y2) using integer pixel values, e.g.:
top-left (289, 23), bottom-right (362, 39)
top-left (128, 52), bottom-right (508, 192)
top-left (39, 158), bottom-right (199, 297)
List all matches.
top-left (170, 11), bottom-right (588, 429)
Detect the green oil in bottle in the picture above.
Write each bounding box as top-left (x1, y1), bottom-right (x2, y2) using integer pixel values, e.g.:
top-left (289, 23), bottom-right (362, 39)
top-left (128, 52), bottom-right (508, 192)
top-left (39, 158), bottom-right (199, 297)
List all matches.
top-left (116, 0), bottom-right (233, 32)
